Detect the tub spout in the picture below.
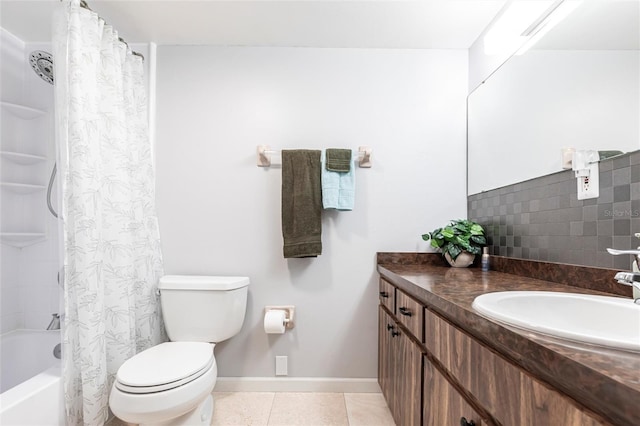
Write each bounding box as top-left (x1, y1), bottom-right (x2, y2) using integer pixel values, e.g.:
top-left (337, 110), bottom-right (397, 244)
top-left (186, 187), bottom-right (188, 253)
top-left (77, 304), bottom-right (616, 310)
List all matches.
top-left (46, 313), bottom-right (60, 330)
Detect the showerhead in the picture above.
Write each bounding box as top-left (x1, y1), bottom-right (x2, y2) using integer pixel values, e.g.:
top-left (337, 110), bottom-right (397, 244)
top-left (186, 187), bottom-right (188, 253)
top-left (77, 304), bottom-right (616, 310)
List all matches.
top-left (29, 51), bottom-right (54, 85)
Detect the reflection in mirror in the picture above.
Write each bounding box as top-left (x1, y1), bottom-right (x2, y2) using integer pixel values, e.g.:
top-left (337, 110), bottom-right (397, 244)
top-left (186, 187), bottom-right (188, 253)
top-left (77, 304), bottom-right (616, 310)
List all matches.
top-left (468, 0), bottom-right (639, 195)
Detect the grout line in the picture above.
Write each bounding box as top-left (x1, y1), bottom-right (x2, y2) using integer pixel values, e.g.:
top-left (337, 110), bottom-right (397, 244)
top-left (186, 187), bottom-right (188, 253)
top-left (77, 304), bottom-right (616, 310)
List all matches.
top-left (265, 391), bottom-right (276, 426)
top-left (342, 393), bottom-right (351, 426)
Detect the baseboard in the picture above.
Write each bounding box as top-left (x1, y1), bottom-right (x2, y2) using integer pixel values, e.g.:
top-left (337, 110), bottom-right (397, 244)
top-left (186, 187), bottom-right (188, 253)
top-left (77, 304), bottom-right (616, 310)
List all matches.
top-left (214, 377), bottom-right (381, 393)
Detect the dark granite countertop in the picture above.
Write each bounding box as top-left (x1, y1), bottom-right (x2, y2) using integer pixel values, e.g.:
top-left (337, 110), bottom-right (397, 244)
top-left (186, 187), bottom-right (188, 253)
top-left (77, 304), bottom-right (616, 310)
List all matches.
top-left (377, 261), bottom-right (640, 425)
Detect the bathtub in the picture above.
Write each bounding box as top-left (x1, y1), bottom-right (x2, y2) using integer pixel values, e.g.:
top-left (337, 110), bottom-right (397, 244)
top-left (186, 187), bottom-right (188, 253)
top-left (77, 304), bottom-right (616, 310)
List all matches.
top-left (0, 330), bottom-right (64, 425)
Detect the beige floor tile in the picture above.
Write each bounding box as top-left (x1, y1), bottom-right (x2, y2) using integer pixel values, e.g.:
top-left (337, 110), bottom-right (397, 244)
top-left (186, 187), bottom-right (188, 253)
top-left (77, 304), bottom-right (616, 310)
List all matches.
top-left (212, 392), bottom-right (275, 426)
top-left (267, 392), bottom-right (349, 426)
top-left (344, 393), bottom-right (396, 426)
top-left (106, 417), bottom-right (135, 426)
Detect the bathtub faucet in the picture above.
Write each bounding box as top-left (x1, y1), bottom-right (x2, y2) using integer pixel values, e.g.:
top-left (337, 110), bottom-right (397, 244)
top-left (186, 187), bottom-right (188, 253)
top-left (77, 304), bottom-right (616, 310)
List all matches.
top-left (46, 313), bottom-right (60, 330)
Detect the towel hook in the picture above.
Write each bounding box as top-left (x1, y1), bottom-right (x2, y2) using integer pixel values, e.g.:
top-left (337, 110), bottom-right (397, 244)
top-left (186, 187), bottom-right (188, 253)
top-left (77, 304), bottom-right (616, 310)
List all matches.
top-left (257, 145), bottom-right (271, 167)
top-left (358, 146), bottom-right (372, 168)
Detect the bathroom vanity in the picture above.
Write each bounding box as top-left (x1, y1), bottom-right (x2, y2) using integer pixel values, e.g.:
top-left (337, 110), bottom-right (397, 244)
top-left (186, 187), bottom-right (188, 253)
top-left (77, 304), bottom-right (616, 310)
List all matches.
top-left (377, 253), bottom-right (640, 426)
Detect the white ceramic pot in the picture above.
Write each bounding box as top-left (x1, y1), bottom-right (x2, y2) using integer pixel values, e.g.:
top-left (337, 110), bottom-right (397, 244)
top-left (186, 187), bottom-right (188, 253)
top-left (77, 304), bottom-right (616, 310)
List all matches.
top-left (444, 251), bottom-right (475, 268)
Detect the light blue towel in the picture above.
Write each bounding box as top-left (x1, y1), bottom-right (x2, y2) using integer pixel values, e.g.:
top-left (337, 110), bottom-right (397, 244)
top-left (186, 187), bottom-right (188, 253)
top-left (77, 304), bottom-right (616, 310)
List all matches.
top-left (321, 150), bottom-right (356, 211)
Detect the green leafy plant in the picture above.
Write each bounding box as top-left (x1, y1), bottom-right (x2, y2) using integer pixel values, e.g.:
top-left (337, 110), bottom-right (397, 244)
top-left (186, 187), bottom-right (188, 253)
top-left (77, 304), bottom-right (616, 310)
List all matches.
top-left (422, 219), bottom-right (486, 260)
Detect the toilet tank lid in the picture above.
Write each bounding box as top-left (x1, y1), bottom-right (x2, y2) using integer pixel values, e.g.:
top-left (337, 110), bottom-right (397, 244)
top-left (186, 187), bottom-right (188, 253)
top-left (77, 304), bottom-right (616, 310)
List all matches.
top-left (159, 275), bottom-right (250, 290)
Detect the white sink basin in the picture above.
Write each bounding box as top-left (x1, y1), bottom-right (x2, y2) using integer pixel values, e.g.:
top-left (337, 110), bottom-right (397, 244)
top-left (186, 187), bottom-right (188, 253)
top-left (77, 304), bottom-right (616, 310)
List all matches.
top-left (472, 291), bottom-right (640, 352)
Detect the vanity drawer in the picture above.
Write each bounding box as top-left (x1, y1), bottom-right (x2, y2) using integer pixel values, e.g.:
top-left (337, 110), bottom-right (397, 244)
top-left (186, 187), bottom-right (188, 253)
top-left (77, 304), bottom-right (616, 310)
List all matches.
top-left (379, 279), bottom-right (395, 313)
top-left (396, 289), bottom-right (423, 342)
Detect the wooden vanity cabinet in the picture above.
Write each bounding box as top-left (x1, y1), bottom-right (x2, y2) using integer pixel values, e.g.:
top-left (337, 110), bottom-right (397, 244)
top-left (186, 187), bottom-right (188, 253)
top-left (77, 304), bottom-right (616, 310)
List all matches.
top-left (379, 281), bottom-right (472, 426)
top-left (378, 277), bottom-right (608, 426)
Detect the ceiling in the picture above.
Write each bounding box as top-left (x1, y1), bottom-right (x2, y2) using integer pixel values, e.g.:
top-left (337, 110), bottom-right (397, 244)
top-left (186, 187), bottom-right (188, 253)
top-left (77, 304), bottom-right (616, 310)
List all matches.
top-left (0, 0), bottom-right (507, 48)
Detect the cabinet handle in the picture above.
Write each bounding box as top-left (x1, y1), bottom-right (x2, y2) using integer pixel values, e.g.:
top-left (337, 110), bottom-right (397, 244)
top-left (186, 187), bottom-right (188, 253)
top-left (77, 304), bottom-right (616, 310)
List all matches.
top-left (460, 417), bottom-right (476, 426)
top-left (391, 331), bottom-right (400, 337)
top-left (379, 291), bottom-right (389, 298)
top-left (398, 307), bottom-right (412, 317)
top-left (387, 323), bottom-right (394, 331)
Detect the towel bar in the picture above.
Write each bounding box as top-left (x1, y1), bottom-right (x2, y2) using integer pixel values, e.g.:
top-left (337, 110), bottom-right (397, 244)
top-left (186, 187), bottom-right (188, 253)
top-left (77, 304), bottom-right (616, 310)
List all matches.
top-left (257, 145), bottom-right (372, 168)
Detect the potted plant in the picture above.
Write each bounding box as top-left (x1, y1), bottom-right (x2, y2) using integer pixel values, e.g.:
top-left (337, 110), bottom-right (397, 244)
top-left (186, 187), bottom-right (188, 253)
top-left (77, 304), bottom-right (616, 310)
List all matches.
top-left (422, 219), bottom-right (486, 268)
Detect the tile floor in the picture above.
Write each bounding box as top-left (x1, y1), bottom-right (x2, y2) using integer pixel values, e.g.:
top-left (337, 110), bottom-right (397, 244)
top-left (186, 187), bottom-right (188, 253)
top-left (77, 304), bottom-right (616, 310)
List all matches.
top-left (109, 392), bottom-right (395, 426)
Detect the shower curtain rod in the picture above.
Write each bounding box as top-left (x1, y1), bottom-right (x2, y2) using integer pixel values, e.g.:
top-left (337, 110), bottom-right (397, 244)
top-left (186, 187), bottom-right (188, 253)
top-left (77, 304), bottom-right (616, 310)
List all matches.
top-left (76, 0), bottom-right (145, 61)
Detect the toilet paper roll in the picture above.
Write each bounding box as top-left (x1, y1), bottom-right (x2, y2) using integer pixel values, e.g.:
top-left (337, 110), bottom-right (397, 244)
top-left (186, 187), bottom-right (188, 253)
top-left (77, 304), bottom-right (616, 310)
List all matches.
top-left (264, 310), bottom-right (287, 334)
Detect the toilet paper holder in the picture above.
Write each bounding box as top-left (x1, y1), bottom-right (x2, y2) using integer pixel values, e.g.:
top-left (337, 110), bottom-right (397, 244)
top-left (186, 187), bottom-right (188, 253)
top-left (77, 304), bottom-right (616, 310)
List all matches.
top-left (265, 305), bottom-right (295, 329)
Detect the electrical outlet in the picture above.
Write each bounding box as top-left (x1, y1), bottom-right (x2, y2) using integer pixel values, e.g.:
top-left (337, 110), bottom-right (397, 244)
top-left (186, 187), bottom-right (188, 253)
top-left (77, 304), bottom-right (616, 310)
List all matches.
top-left (576, 164), bottom-right (599, 200)
top-left (275, 356), bottom-right (288, 376)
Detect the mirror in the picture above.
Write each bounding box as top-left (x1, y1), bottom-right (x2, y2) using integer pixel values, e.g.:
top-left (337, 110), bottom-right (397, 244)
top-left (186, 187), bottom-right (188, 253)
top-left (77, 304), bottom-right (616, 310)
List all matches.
top-left (468, 0), bottom-right (640, 195)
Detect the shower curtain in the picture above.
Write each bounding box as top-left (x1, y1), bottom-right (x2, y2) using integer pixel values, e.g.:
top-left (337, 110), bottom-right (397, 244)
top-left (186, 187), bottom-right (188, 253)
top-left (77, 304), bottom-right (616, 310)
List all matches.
top-left (53, 1), bottom-right (164, 424)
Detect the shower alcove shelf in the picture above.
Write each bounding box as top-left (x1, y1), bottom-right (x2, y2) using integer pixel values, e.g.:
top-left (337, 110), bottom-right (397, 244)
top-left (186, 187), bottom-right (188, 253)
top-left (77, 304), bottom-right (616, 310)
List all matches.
top-left (0, 151), bottom-right (47, 165)
top-left (0, 182), bottom-right (46, 194)
top-left (1, 101), bottom-right (46, 120)
top-left (1, 101), bottom-right (50, 248)
top-left (0, 233), bottom-right (47, 248)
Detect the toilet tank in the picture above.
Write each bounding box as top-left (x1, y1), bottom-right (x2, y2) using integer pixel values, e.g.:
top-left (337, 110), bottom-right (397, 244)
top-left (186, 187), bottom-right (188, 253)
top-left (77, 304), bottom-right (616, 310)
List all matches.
top-left (159, 275), bottom-right (250, 343)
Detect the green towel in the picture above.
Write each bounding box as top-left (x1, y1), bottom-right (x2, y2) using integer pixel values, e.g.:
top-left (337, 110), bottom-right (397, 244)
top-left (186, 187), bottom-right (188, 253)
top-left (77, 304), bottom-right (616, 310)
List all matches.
top-left (325, 148), bottom-right (352, 173)
top-left (598, 150), bottom-right (624, 160)
top-left (281, 150), bottom-right (322, 258)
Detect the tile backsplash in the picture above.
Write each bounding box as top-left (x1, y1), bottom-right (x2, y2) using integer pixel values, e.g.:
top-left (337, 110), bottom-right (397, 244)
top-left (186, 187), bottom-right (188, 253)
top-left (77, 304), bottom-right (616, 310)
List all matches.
top-left (468, 151), bottom-right (640, 270)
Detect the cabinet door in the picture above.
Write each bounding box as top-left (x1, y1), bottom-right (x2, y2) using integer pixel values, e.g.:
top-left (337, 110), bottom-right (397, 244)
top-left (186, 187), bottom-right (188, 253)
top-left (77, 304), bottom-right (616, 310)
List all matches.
top-left (425, 309), bottom-right (606, 426)
top-left (395, 328), bottom-right (422, 426)
top-left (378, 306), bottom-right (394, 404)
top-left (424, 355), bottom-right (484, 426)
top-left (379, 306), bottom-right (403, 425)
top-left (379, 305), bottom-right (422, 426)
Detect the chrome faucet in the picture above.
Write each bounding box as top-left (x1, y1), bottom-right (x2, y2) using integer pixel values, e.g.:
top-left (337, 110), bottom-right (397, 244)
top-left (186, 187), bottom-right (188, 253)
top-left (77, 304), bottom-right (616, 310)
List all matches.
top-left (607, 247), bottom-right (640, 304)
top-left (612, 272), bottom-right (640, 305)
top-left (606, 248), bottom-right (640, 268)
top-left (46, 313), bottom-right (60, 330)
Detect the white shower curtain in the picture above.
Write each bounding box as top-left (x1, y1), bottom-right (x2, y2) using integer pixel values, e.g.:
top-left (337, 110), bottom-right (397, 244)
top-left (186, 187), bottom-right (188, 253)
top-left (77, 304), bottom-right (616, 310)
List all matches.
top-left (53, 1), bottom-right (164, 424)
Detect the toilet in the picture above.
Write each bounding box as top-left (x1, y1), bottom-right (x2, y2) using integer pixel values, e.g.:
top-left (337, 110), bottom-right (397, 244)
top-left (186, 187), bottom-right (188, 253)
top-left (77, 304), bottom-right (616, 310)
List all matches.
top-left (109, 275), bottom-right (250, 425)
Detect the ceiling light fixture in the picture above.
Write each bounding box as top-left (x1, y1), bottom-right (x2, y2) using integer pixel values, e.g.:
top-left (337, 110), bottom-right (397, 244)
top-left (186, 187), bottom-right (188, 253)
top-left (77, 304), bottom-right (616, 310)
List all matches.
top-left (483, 0), bottom-right (582, 56)
top-left (516, 0), bottom-right (583, 55)
top-left (483, 0), bottom-right (554, 55)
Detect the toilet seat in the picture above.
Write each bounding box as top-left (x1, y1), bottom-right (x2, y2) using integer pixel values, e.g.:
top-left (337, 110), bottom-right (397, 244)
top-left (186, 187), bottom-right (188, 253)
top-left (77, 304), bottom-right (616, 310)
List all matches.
top-left (109, 354), bottom-right (218, 426)
top-left (115, 342), bottom-right (214, 394)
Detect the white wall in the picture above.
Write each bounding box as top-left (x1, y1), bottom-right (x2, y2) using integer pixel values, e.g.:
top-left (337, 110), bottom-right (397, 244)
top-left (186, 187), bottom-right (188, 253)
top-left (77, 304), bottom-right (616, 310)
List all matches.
top-left (155, 46), bottom-right (468, 379)
top-left (468, 29), bottom-right (514, 92)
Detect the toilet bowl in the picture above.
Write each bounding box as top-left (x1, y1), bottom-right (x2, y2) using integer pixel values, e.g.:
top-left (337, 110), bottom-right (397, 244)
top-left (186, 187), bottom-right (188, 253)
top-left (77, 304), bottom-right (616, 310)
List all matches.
top-left (110, 342), bottom-right (217, 425)
top-left (109, 276), bottom-right (249, 425)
